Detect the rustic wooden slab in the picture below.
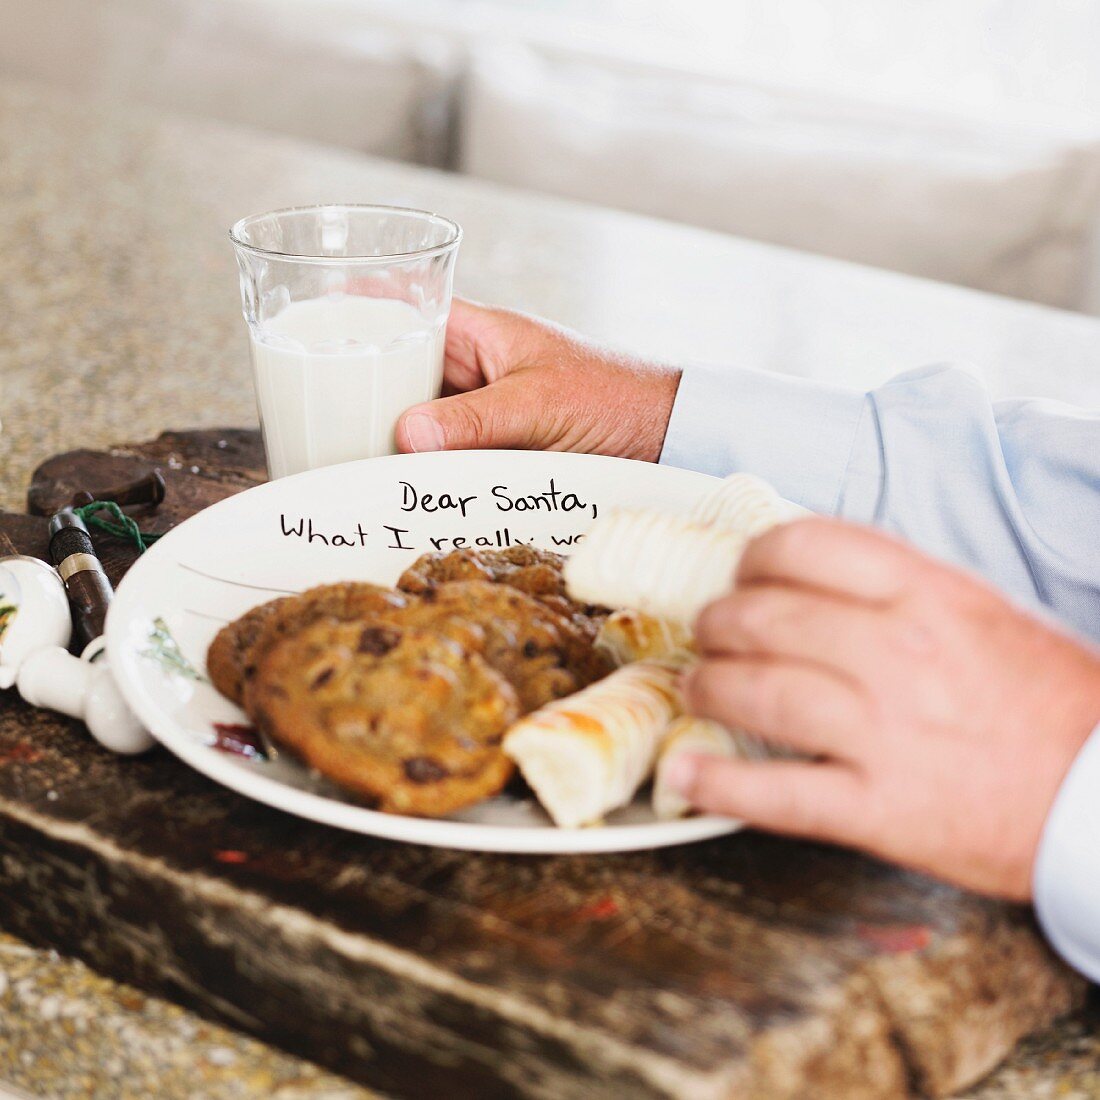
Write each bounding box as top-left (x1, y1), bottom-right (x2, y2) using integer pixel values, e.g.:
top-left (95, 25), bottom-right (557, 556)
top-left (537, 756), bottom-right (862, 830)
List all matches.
top-left (0, 431), bottom-right (1085, 1099)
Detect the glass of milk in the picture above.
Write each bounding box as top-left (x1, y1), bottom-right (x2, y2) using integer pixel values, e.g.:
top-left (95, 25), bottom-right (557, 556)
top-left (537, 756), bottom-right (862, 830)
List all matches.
top-left (230, 204), bottom-right (461, 479)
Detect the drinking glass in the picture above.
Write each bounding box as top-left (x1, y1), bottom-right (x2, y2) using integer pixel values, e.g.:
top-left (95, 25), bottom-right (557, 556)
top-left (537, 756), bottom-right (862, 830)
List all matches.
top-left (230, 204), bottom-right (461, 479)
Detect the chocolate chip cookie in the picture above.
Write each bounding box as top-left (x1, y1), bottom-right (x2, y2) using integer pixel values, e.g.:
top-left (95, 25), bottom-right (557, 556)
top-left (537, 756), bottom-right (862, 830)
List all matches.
top-left (207, 597), bottom-right (293, 706)
top-left (250, 621), bottom-right (520, 816)
top-left (232, 583), bottom-right (412, 713)
top-left (398, 580), bottom-right (612, 713)
top-left (398, 546), bottom-right (610, 640)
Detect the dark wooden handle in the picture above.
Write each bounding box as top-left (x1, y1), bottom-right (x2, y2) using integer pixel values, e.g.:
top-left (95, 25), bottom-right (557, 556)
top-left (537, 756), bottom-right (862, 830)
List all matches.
top-left (71, 469), bottom-right (166, 509)
top-left (64, 568), bottom-right (113, 650)
top-left (48, 508), bottom-right (115, 651)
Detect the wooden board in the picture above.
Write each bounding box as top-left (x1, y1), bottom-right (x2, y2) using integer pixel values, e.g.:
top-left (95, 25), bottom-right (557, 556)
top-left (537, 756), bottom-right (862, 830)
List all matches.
top-left (0, 430), bottom-right (1084, 1099)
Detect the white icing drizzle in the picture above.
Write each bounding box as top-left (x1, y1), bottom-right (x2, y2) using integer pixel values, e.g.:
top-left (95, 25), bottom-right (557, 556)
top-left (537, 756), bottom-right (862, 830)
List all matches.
top-left (689, 472), bottom-right (793, 535)
top-left (504, 660), bottom-right (684, 828)
top-left (594, 609), bottom-right (694, 667)
top-left (565, 510), bottom-right (747, 624)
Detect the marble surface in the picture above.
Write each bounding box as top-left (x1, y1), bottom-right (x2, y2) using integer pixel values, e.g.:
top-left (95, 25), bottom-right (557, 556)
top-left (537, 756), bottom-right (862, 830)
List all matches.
top-left (0, 933), bottom-right (371, 1100)
top-left (1, 77), bottom-right (1100, 1098)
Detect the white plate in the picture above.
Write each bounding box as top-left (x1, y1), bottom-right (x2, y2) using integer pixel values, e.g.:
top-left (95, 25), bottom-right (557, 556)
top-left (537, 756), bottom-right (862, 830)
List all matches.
top-left (106, 449), bottom-right (742, 853)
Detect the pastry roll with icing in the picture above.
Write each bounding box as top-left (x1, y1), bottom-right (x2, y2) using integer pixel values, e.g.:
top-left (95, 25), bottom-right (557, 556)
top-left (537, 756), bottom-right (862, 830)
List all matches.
top-left (689, 472), bottom-right (808, 534)
top-left (564, 473), bottom-right (809, 624)
top-left (652, 717), bottom-right (768, 820)
top-left (564, 510), bottom-right (747, 625)
top-left (595, 609), bottom-right (694, 667)
top-left (503, 659), bottom-right (684, 828)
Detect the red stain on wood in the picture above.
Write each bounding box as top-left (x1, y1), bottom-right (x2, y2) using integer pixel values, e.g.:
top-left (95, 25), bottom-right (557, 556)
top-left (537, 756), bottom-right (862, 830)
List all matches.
top-left (0, 743), bottom-right (44, 765)
top-left (576, 897), bottom-right (620, 921)
top-left (856, 923), bottom-right (932, 955)
top-left (214, 850), bottom-right (250, 864)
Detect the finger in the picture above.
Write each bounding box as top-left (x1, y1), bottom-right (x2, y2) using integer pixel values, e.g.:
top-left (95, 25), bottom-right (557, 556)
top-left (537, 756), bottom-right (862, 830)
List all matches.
top-left (396, 373), bottom-right (544, 452)
top-left (684, 656), bottom-right (868, 758)
top-left (663, 753), bottom-right (865, 846)
top-left (443, 300), bottom-right (527, 392)
top-left (695, 584), bottom-right (891, 676)
top-left (737, 518), bottom-right (920, 603)
top-left (442, 299), bottom-right (493, 391)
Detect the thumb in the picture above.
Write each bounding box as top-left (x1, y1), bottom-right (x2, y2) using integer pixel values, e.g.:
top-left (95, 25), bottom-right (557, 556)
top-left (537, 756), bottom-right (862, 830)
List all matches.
top-left (396, 379), bottom-right (542, 453)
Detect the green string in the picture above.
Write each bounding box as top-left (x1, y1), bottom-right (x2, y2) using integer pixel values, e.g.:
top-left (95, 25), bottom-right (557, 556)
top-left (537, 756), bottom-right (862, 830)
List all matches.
top-left (73, 501), bottom-right (163, 554)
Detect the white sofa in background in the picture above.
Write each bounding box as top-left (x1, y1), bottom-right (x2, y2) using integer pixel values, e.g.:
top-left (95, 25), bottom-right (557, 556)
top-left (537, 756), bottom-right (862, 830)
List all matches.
top-left (461, 45), bottom-right (1100, 312)
top-left (4, 0), bottom-right (1100, 312)
top-left (0, 0), bottom-right (459, 166)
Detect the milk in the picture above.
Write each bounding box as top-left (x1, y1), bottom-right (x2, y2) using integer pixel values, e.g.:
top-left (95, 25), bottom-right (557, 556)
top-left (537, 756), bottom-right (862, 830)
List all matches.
top-left (249, 296), bottom-right (445, 479)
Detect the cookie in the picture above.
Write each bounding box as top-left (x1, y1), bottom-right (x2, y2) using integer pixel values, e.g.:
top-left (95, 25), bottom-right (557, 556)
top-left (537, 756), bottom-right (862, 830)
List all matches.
top-left (236, 583), bottom-right (413, 712)
top-left (250, 621), bottom-right (519, 816)
top-left (399, 580), bottom-right (612, 713)
top-left (398, 546), bottom-right (609, 641)
top-left (396, 547), bottom-right (497, 592)
top-left (207, 597), bottom-right (292, 706)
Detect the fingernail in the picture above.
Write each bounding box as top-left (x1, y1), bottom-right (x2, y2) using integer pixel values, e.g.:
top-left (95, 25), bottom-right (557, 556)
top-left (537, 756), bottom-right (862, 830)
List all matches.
top-left (663, 755), bottom-right (697, 797)
top-left (403, 413), bottom-right (445, 453)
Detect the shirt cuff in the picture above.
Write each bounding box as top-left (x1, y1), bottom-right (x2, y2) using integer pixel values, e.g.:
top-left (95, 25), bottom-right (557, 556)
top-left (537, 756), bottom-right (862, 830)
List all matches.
top-left (659, 364), bottom-right (870, 515)
top-left (1033, 722), bottom-right (1100, 984)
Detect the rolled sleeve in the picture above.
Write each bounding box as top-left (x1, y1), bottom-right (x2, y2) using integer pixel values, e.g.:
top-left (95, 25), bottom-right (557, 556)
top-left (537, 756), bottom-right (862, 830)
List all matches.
top-left (1033, 723), bottom-right (1100, 984)
top-left (659, 364), bottom-right (870, 515)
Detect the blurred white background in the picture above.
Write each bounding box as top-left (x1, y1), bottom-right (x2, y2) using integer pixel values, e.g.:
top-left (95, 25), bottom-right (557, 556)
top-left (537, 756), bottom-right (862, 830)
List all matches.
top-left (4, 0), bottom-right (1100, 311)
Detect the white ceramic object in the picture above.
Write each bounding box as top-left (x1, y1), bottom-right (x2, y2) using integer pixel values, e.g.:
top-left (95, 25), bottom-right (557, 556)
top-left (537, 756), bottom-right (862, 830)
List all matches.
top-left (17, 639), bottom-right (155, 755)
top-left (106, 449), bottom-right (747, 853)
top-left (0, 556), bottom-right (72, 688)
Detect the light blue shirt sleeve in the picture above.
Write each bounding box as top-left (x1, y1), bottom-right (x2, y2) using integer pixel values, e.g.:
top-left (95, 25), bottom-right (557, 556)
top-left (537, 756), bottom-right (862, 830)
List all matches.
top-left (660, 361), bottom-right (1100, 982)
top-left (1033, 722), bottom-right (1100, 984)
top-left (660, 362), bottom-right (1100, 640)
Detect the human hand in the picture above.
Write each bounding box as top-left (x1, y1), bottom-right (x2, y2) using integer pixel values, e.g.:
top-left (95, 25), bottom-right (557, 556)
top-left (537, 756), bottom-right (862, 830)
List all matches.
top-left (670, 518), bottom-right (1100, 900)
top-left (395, 300), bottom-right (680, 462)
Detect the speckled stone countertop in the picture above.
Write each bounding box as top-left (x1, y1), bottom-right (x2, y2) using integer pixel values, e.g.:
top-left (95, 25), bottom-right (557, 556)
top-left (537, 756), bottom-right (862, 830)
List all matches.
top-left (0, 933), bottom-right (372, 1100)
top-left (6, 78), bottom-right (1100, 511)
top-left (1, 77), bottom-right (1100, 1098)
